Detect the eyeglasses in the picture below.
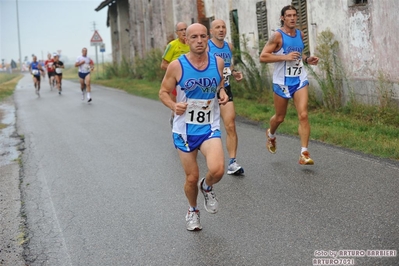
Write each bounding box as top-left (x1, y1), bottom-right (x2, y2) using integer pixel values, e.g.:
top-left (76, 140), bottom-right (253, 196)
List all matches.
top-left (176, 28), bottom-right (187, 32)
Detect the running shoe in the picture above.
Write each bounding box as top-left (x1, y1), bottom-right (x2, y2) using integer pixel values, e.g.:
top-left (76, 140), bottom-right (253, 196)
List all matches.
top-left (88, 98), bottom-right (92, 103)
top-left (299, 151), bottom-right (314, 165)
top-left (266, 128), bottom-right (277, 154)
top-left (199, 178), bottom-right (218, 214)
top-left (227, 160), bottom-right (244, 175)
top-left (185, 210), bottom-right (202, 231)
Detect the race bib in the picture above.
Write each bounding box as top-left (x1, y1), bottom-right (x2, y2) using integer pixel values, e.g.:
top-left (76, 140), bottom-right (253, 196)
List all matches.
top-left (55, 68), bottom-right (62, 74)
top-left (83, 63), bottom-right (91, 72)
top-left (223, 67), bottom-right (231, 85)
top-left (285, 59), bottom-right (303, 77)
top-left (32, 69), bottom-right (39, 75)
top-left (185, 98), bottom-right (214, 125)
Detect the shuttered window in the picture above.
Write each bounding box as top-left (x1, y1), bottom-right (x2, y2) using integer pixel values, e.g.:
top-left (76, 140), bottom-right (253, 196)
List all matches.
top-left (291, 0), bottom-right (309, 55)
top-left (230, 9), bottom-right (242, 62)
top-left (256, 1), bottom-right (268, 50)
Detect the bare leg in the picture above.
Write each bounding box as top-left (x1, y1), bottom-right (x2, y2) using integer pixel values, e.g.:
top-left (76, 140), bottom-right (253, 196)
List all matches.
top-left (269, 93), bottom-right (289, 135)
top-left (220, 101), bottom-right (238, 159)
top-left (293, 86), bottom-right (310, 148)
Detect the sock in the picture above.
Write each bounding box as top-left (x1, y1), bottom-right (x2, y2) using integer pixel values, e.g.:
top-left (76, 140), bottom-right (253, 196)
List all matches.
top-left (268, 131), bottom-right (276, 139)
top-left (202, 179), bottom-right (212, 191)
top-left (229, 158), bottom-right (236, 165)
top-left (87, 92), bottom-right (91, 99)
top-left (301, 147), bottom-right (308, 154)
top-left (189, 206), bottom-right (198, 212)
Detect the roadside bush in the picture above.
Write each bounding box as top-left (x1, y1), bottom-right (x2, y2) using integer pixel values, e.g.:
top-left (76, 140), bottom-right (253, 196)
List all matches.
top-left (305, 29), bottom-right (347, 110)
top-left (134, 49), bottom-right (164, 82)
top-left (233, 34), bottom-right (273, 103)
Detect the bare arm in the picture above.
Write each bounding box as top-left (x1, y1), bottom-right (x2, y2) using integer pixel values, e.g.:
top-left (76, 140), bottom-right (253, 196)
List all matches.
top-left (160, 59), bottom-right (170, 70)
top-left (300, 31), bottom-right (319, 65)
top-left (75, 58), bottom-right (86, 67)
top-left (259, 31), bottom-right (300, 63)
top-left (216, 56), bottom-right (229, 105)
top-left (228, 42), bottom-right (243, 82)
top-left (159, 60), bottom-right (188, 115)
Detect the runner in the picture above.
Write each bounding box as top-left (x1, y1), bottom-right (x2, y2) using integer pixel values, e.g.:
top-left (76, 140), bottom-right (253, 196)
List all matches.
top-left (44, 53), bottom-right (55, 90)
top-left (259, 5), bottom-right (319, 165)
top-left (75, 48), bottom-right (94, 102)
top-left (161, 22), bottom-right (190, 126)
top-left (208, 19), bottom-right (244, 175)
top-left (159, 23), bottom-right (228, 231)
top-left (53, 54), bottom-right (64, 95)
top-left (29, 55), bottom-right (43, 97)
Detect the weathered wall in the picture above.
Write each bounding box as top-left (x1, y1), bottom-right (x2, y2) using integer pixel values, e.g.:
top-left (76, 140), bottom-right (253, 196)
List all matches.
top-left (108, 4), bottom-right (120, 64)
top-left (117, 0), bottom-right (131, 62)
top-left (309, 0), bottom-right (399, 103)
top-left (102, 0), bottom-right (399, 103)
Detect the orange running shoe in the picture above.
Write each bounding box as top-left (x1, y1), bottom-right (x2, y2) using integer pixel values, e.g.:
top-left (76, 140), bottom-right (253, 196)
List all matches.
top-left (299, 151), bottom-right (314, 165)
top-left (266, 129), bottom-right (277, 154)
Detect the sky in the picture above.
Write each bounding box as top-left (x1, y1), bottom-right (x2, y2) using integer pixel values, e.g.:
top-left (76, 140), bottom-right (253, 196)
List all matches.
top-left (0, 0), bottom-right (112, 65)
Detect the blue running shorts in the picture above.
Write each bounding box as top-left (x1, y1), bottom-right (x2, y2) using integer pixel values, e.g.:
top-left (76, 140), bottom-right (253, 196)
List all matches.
top-left (173, 130), bottom-right (221, 152)
top-left (273, 80), bottom-right (309, 99)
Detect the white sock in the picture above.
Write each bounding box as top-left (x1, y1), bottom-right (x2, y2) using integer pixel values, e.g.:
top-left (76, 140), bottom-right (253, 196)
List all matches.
top-left (202, 179), bottom-right (211, 191)
top-left (268, 131), bottom-right (276, 139)
top-left (188, 206), bottom-right (198, 212)
top-left (301, 147), bottom-right (308, 154)
top-left (87, 92), bottom-right (91, 99)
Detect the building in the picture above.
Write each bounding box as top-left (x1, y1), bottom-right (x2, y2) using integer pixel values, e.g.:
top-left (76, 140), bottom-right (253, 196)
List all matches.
top-left (95, 0), bottom-right (399, 104)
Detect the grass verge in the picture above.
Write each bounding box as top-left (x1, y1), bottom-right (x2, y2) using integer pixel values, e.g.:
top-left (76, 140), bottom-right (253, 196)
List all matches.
top-left (72, 75), bottom-right (398, 161)
top-left (0, 73), bottom-right (23, 102)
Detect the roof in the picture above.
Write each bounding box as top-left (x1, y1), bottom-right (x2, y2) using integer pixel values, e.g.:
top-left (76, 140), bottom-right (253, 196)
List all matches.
top-left (95, 0), bottom-right (115, 12)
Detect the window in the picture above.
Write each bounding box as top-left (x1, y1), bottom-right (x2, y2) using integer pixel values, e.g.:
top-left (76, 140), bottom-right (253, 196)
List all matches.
top-left (291, 0), bottom-right (310, 56)
top-left (200, 16), bottom-right (214, 36)
top-left (230, 9), bottom-right (242, 62)
top-left (256, 1), bottom-right (269, 51)
top-left (348, 0), bottom-right (368, 6)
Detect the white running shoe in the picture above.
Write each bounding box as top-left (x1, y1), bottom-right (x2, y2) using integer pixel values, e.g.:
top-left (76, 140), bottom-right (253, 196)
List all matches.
top-left (227, 160), bottom-right (244, 175)
top-left (199, 178), bottom-right (218, 214)
top-left (185, 210), bottom-right (202, 231)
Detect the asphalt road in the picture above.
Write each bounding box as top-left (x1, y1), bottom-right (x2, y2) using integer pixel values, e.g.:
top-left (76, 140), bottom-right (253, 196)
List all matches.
top-left (14, 74), bottom-right (399, 266)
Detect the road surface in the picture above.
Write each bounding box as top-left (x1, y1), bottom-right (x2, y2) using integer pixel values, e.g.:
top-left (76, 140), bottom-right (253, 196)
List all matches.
top-left (13, 74), bottom-right (399, 265)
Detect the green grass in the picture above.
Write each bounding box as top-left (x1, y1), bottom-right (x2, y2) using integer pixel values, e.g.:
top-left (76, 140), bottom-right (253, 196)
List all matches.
top-left (0, 73), bottom-right (23, 101)
top-left (70, 76), bottom-right (399, 161)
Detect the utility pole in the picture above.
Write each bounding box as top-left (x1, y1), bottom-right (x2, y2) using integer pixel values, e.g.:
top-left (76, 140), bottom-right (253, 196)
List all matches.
top-left (16, 0), bottom-right (22, 71)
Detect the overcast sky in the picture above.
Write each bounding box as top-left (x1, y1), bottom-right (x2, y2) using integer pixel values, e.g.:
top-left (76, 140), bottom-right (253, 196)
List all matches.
top-left (0, 0), bottom-right (112, 64)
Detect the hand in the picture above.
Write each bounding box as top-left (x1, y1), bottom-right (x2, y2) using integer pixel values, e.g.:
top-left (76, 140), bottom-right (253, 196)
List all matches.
top-left (174, 102), bottom-right (188, 115)
top-left (286, 51), bottom-right (301, 61)
top-left (233, 71), bottom-right (243, 82)
top-left (218, 89), bottom-right (229, 105)
top-left (307, 56), bottom-right (319, 65)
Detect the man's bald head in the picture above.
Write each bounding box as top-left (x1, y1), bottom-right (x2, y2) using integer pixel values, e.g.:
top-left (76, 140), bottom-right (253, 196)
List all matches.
top-left (210, 19), bottom-right (226, 29)
top-left (186, 23), bottom-right (207, 37)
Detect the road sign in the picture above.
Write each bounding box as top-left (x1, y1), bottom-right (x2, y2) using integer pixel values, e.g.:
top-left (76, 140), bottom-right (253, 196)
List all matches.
top-left (90, 30), bottom-right (103, 44)
top-left (100, 43), bottom-right (105, 53)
